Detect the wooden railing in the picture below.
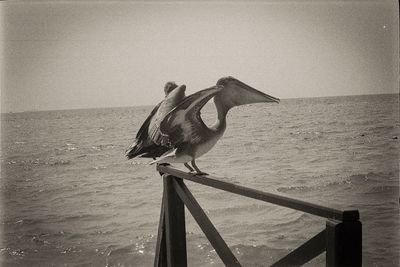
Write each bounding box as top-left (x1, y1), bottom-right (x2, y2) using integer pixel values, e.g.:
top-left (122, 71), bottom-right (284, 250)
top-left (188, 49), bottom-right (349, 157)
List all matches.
top-left (154, 165), bottom-right (362, 267)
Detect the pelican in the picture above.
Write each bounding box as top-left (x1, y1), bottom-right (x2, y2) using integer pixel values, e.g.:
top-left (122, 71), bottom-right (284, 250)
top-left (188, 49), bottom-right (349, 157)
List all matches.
top-left (151, 76), bottom-right (280, 174)
top-left (125, 82), bottom-right (186, 159)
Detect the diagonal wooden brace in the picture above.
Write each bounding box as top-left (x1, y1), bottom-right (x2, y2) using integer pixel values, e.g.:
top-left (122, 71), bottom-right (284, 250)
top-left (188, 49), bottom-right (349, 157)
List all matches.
top-left (173, 178), bottom-right (242, 267)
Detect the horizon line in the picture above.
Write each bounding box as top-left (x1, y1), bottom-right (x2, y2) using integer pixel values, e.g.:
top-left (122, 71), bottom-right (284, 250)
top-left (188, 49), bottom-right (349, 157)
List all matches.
top-left (1, 92), bottom-right (398, 115)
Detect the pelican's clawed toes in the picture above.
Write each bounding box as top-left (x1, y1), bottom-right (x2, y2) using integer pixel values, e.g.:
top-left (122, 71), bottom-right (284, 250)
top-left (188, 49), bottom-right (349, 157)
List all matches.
top-left (192, 171), bottom-right (208, 176)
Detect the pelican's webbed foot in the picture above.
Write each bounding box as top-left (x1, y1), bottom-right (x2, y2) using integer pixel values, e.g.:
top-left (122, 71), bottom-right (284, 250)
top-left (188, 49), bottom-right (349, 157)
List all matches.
top-left (188, 170), bottom-right (208, 175)
top-left (193, 171), bottom-right (208, 176)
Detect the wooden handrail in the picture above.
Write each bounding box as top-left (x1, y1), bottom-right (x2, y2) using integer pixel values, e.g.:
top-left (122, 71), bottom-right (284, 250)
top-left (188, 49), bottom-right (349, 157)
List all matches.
top-left (154, 166), bottom-right (362, 267)
top-left (157, 165), bottom-right (359, 221)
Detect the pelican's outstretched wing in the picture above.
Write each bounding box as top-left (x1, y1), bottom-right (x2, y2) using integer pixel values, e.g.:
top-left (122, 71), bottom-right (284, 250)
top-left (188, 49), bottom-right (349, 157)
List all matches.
top-left (125, 84), bottom-right (186, 159)
top-left (136, 103), bottom-right (161, 141)
top-left (157, 86), bottom-right (223, 146)
top-left (215, 76), bottom-right (279, 111)
top-left (148, 85), bottom-right (186, 143)
top-left (125, 103), bottom-right (161, 158)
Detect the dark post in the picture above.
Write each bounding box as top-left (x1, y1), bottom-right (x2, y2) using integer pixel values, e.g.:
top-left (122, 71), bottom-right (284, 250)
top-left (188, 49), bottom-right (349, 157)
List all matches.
top-left (154, 192), bottom-right (167, 267)
top-left (326, 219), bottom-right (362, 267)
top-left (163, 175), bottom-right (187, 267)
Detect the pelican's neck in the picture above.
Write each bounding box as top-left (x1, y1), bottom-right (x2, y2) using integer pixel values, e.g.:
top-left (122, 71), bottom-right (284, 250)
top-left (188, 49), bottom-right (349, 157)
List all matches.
top-left (211, 96), bottom-right (228, 134)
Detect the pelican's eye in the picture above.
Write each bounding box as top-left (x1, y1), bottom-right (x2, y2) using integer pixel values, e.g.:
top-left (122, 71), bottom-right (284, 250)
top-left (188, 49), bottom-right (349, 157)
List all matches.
top-left (216, 76), bottom-right (235, 86)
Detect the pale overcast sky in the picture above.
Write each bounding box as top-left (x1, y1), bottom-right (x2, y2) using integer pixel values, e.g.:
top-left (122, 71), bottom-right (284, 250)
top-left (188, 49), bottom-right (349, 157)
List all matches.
top-left (1, 0), bottom-right (399, 112)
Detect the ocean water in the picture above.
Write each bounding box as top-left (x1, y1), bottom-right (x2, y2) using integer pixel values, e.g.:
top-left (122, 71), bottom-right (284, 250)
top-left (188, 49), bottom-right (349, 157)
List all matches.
top-left (1, 94), bottom-right (399, 266)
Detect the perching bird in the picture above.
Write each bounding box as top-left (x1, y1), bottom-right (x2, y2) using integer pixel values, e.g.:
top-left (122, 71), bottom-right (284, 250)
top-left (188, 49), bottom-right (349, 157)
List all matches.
top-left (150, 76), bottom-right (280, 175)
top-left (125, 82), bottom-right (186, 159)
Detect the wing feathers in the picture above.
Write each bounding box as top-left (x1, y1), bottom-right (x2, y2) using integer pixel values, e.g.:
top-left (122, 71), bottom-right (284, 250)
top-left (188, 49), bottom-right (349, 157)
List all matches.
top-left (126, 84), bottom-right (186, 159)
top-left (148, 85), bottom-right (186, 143)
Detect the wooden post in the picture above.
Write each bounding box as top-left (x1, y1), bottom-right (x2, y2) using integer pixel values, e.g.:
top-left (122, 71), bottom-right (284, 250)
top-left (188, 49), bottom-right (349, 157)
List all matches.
top-left (163, 175), bottom-right (187, 267)
top-left (326, 219), bottom-right (362, 267)
top-left (154, 192), bottom-right (167, 267)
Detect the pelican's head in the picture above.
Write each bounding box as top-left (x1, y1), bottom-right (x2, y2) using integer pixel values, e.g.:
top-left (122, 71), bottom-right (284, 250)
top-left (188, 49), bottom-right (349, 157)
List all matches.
top-left (216, 76), bottom-right (280, 104)
top-left (216, 76), bottom-right (236, 87)
top-left (164, 81), bottom-right (178, 96)
top-left (214, 76), bottom-right (279, 113)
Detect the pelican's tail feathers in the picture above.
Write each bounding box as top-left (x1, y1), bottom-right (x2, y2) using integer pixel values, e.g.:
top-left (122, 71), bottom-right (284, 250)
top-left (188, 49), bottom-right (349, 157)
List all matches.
top-left (126, 140), bottom-right (171, 159)
top-left (149, 148), bottom-right (177, 165)
top-left (125, 141), bottom-right (144, 159)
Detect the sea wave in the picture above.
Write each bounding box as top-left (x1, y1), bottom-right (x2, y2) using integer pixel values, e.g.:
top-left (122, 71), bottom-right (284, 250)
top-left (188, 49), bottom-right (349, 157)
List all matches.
top-left (277, 172), bottom-right (397, 194)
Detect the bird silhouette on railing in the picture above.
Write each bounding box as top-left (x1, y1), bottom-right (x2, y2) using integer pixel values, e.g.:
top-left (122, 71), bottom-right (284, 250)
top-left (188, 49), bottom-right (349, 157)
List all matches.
top-left (126, 76), bottom-right (279, 175)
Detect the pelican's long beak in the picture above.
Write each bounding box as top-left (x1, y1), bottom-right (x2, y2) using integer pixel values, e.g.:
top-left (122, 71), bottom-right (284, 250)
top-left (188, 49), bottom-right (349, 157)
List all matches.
top-left (235, 80), bottom-right (280, 104)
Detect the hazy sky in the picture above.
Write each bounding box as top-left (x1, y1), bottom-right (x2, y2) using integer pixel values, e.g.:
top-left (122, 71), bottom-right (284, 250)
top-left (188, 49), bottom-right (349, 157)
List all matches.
top-left (2, 0), bottom-right (399, 112)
